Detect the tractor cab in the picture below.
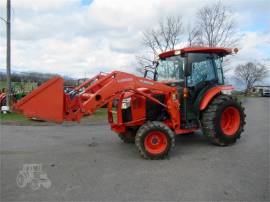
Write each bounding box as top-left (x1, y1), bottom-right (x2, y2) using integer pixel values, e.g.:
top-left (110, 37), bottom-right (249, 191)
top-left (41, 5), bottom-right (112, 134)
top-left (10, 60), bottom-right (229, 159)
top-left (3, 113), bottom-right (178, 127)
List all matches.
top-left (144, 47), bottom-right (237, 128)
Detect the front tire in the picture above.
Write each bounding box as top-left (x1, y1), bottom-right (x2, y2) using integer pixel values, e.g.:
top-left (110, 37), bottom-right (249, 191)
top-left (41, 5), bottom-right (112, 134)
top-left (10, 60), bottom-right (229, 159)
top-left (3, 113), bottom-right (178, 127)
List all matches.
top-left (135, 121), bottom-right (175, 159)
top-left (201, 95), bottom-right (246, 146)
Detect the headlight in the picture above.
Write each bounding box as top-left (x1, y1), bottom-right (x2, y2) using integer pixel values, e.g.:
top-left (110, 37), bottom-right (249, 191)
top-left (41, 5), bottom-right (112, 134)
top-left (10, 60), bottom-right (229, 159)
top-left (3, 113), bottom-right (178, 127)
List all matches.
top-left (121, 97), bottom-right (131, 109)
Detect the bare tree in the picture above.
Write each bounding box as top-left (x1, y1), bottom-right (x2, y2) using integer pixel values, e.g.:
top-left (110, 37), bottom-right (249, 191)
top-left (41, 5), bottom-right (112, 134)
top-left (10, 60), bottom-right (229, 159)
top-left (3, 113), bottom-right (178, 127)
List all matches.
top-left (143, 16), bottom-right (183, 54)
top-left (187, 25), bottom-right (201, 46)
top-left (137, 16), bottom-right (184, 69)
top-left (191, 1), bottom-right (237, 47)
top-left (234, 62), bottom-right (269, 93)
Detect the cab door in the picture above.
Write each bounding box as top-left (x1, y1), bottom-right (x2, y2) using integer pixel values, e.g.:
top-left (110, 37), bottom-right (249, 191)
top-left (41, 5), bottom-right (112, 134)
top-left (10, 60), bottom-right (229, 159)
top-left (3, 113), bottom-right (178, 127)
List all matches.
top-left (181, 53), bottom-right (219, 127)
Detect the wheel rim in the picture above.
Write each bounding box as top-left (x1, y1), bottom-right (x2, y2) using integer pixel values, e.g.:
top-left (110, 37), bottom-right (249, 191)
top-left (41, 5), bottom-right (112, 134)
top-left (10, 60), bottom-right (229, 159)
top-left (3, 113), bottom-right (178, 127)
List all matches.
top-left (144, 131), bottom-right (168, 154)
top-left (220, 106), bottom-right (241, 136)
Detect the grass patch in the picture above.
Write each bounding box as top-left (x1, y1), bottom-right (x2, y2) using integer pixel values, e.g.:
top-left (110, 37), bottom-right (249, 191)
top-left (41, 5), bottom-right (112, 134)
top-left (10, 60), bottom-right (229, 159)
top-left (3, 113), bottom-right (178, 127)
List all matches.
top-left (93, 108), bottom-right (107, 117)
top-left (233, 94), bottom-right (260, 101)
top-left (0, 108), bottom-right (108, 125)
top-left (233, 95), bottom-right (245, 101)
top-left (86, 108), bottom-right (107, 122)
top-left (0, 81), bottom-right (37, 92)
top-left (0, 112), bottom-right (30, 122)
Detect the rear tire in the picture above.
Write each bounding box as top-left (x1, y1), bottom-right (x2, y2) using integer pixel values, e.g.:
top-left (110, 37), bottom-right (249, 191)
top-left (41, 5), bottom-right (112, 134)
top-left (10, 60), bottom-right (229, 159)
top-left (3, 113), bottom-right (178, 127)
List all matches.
top-left (201, 95), bottom-right (246, 146)
top-left (135, 121), bottom-right (175, 159)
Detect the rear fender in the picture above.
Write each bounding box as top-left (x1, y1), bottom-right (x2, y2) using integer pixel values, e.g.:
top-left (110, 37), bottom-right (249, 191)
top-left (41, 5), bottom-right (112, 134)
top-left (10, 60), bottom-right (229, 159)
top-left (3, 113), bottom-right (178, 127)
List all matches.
top-left (199, 85), bottom-right (234, 111)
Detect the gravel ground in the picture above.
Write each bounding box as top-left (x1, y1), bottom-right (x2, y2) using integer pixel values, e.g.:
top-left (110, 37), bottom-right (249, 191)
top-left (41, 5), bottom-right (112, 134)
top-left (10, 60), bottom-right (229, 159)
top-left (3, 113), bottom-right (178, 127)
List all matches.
top-left (0, 97), bottom-right (269, 201)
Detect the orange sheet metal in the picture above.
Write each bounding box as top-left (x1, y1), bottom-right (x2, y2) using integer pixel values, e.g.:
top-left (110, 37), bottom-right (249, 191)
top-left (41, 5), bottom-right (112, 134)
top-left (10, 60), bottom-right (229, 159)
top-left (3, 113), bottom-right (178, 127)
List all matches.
top-left (13, 76), bottom-right (64, 123)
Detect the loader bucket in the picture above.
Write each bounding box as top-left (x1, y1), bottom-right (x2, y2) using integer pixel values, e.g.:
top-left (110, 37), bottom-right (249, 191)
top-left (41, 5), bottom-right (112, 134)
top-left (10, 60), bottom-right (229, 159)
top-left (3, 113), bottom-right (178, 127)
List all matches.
top-left (13, 76), bottom-right (64, 123)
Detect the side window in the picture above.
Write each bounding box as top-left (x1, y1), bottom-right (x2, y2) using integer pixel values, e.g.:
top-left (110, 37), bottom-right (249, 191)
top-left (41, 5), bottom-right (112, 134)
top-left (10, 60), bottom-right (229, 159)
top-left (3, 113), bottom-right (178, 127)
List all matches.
top-left (214, 57), bottom-right (224, 84)
top-left (187, 53), bottom-right (216, 87)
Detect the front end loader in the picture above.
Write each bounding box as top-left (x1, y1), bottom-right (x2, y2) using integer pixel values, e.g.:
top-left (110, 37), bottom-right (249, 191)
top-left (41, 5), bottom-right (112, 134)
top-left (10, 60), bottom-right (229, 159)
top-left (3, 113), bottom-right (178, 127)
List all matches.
top-left (14, 47), bottom-right (246, 159)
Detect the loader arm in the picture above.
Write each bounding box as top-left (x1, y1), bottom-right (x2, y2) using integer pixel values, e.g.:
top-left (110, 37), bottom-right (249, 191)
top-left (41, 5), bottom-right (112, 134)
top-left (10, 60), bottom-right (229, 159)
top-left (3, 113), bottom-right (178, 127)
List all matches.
top-left (14, 71), bottom-right (180, 128)
top-left (64, 71), bottom-right (180, 127)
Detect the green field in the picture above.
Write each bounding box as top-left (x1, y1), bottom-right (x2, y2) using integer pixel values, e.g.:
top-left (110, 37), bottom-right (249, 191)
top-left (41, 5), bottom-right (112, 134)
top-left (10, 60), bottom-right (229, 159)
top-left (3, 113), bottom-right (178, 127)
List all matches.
top-left (0, 81), bottom-right (37, 92)
top-left (0, 112), bottom-right (29, 121)
top-left (0, 108), bottom-right (108, 125)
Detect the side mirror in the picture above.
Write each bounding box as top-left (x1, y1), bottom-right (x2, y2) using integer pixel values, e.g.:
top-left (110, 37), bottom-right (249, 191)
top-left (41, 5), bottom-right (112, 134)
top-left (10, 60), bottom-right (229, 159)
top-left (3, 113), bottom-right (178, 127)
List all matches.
top-left (143, 60), bottom-right (159, 81)
top-left (184, 56), bottom-right (192, 77)
top-left (143, 69), bottom-right (148, 78)
top-left (153, 60), bottom-right (159, 67)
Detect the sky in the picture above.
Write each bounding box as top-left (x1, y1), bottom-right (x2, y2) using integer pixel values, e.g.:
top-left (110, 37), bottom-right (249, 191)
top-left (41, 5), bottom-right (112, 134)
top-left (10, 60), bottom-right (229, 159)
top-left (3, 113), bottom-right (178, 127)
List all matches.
top-left (0, 0), bottom-right (269, 83)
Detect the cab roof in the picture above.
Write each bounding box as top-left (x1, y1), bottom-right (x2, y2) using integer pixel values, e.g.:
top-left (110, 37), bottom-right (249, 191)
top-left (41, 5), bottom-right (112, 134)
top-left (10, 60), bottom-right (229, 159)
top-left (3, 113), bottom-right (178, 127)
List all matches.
top-left (159, 47), bottom-right (236, 59)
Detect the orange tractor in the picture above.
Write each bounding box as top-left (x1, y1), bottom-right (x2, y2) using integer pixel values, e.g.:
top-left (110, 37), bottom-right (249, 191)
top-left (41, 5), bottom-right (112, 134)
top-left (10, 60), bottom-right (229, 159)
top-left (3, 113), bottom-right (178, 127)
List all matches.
top-left (14, 47), bottom-right (246, 159)
top-left (0, 90), bottom-right (6, 107)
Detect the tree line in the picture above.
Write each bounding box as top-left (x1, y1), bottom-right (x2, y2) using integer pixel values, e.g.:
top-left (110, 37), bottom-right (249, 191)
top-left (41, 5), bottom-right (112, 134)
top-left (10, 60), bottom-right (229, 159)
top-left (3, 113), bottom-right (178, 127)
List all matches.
top-left (0, 71), bottom-right (77, 87)
top-left (139, 2), bottom-right (237, 64)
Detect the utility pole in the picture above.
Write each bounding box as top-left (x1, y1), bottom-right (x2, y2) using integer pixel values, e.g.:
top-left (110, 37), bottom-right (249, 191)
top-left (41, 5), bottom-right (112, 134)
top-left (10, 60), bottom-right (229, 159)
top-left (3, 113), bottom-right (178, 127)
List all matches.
top-left (6, 0), bottom-right (11, 109)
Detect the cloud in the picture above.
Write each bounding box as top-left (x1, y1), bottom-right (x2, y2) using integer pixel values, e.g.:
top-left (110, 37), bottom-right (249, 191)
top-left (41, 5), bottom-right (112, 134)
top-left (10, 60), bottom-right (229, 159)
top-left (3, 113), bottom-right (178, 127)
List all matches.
top-left (0, 0), bottom-right (269, 79)
top-left (228, 30), bottom-right (270, 69)
top-left (226, 30), bottom-right (270, 87)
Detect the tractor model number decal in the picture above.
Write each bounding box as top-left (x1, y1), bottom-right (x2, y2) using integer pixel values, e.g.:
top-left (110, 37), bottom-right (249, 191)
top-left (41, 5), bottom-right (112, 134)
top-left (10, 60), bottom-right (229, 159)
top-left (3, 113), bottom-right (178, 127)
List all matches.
top-left (117, 78), bottom-right (133, 83)
top-left (139, 79), bottom-right (154, 85)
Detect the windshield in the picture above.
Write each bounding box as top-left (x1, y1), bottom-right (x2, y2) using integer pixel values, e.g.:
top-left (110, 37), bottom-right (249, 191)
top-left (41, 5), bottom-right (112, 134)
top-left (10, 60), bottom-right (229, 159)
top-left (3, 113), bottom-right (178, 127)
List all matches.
top-left (157, 56), bottom-right (184, 82)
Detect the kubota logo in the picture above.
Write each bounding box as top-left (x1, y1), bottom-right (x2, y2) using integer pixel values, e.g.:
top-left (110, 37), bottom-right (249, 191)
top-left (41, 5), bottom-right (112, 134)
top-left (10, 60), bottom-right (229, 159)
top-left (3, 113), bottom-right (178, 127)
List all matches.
top-left (139, 79), bottom-right (154, 85)
top-left (117, 78), bottom-right (133, 83)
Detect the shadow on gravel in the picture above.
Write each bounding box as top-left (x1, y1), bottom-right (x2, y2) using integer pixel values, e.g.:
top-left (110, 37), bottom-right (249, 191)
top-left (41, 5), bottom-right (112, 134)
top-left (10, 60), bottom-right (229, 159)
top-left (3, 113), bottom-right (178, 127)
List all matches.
top-left (170, 131), bottom-right (213, 158)
top-left (174, 131), bottom-right (209, 146)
